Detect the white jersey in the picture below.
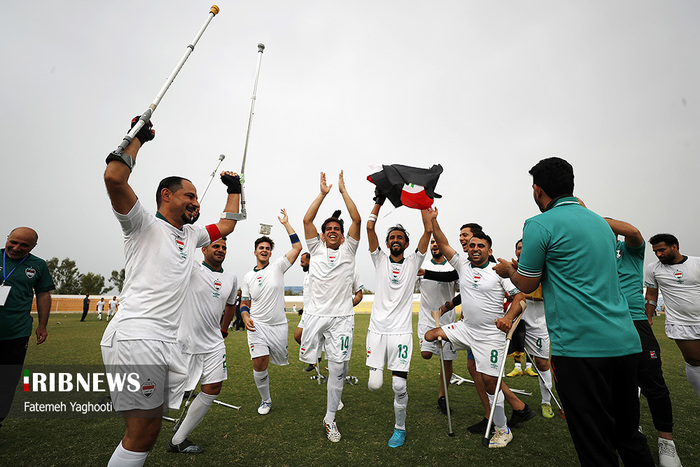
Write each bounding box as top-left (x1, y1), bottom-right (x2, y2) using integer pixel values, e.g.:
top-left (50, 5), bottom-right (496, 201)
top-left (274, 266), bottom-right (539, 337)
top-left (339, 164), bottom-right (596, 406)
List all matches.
top-left (97, 301), bottom-right (105, 312)
top-left (644, 256), bottom-right (700, 325)
top-left (241, 256), bottom-right (292, 326)
top-left (178, 262), bottom-right (238, 354)
top-left (449, 253), bottom-right (520, 340)
top-left (352, 272), bottom-right (363, 295)
top-left (522, 299), bottom-right (548, 337)
top-left (302, 272), bottom-right (310, 310)
top-left (418, 257), bottom-right (458, 329)
top-left (108, 299), bottom-right (118, 312)
top-left (101, 201), bottom-right (213, 344)
top-left (369, 248), bottom-right (425, 334)
top-left (304, 235), bottom-right (359, 317)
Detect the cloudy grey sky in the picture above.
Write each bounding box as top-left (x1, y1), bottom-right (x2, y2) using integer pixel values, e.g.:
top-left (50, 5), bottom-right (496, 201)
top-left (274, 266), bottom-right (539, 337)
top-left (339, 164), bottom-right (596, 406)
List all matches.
top-left (2, 1), bottom-right (698, 291)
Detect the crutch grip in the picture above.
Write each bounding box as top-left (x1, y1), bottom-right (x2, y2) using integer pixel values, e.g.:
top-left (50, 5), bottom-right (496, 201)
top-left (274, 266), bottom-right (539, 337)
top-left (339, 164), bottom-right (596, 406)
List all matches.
top-left (210, 5), bottom-right (220, 15)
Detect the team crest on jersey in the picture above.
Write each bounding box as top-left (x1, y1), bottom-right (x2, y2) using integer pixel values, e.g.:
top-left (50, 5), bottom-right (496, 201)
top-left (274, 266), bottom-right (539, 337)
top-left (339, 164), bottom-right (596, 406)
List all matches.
top-left (674, 270), bottom-right (684, 284)
top-left (649, 350), bottom-right (657, 359)
top-left (616, 249), bottom-right (622, 259)
top-left (327, 249), bottom-right (338, 266)
top-left (471, 271), bottom-right (482, 289)
top-left (141, 379), bottom-right (156, 398)
top-left (25, 267), bottom-right (36, 279)
top-left (175, 237), bottom-right (187, 259)
top-left (390, 264), bottom-right (401, 284)
top-left (250, 344), bottom-right (255, 351)
top-left (256, 275), bottom-right (264, 287)
top-left (212, 279), bottom-right (222, 298)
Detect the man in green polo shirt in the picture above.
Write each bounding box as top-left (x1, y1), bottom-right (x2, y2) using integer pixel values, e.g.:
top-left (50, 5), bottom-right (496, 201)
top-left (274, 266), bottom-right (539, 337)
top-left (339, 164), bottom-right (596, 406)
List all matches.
top-left (0, 227), bottom-right (55, 426)
top-left (493, 157), bottom-right (653, 467)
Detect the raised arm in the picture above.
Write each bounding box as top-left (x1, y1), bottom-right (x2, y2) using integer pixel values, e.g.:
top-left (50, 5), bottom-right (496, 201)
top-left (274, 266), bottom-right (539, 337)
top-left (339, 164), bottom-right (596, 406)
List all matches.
top-left (279, 208), bottom-right (303, 264)
top-left (366, 203), bottom-right (381, 253)
top-left (338, 171), bottom-right (361, 242)
top-left (303, 172), bottom-right (331, 240)
top-left (213, 171), bottom-right (242, 238)
top-left (604, 218), bottom-right (643, 248)
top-left (427, 207), bottom-right (456, 261)
top-left (416, 209), bottom-right (433, 254)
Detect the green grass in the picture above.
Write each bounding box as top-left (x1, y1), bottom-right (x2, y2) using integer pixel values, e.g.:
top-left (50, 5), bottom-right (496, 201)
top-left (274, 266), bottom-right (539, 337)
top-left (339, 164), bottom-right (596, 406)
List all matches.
top-left (1, 312), bottom-right (698, 466)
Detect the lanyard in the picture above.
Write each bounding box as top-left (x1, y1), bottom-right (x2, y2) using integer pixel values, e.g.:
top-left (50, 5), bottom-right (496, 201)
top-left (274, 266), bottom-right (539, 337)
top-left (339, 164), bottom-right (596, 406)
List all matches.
top-left (2, 251), bottom-right (29, 286)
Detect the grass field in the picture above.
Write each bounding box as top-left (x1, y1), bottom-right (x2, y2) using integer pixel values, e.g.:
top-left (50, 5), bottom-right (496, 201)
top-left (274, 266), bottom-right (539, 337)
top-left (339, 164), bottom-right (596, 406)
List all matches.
top-left (1, 312), bottom-right (698, 466)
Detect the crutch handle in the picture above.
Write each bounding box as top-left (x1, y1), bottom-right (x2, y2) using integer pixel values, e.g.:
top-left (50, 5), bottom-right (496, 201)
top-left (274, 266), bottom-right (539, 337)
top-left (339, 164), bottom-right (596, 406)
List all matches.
top-left (210, 5), bottom-right (220, 15)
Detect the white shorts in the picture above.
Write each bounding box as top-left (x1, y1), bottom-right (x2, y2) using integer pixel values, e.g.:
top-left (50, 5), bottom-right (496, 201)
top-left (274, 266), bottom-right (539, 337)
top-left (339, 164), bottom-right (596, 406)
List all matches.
top-left (101, 335), bottom-right (188, 412)
top-left (299, 314), bottom-right (354, 363)
top-left (442, 321), bottom-right (505, 377)
top-left (179, 346), bottom-right (228, 391)
top-left (665, 323), bottom-right (700, 340)
top-left (366, 330), bottom-right (413, 372)
top-left (247, 322), bottom-right (289, 366)
top-left (417, 324), bottom-right (457, 360)
top-left (523, 332), bottom-right (550, 360)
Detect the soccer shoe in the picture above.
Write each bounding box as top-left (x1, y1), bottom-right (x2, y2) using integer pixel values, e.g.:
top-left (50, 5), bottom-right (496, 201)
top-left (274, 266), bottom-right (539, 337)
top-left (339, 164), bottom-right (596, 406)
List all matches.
top-left (437, 396), bottom-right (453, 415)
top-left (524, 367), bottom-right (538, 377)
top-left (541, 403), bottom-right (555, 419)
top-left (506, 367), bottom-right (523, 377)
top-left (658, 438), bottom-right (682, 467)
top-left (346, 375), bottom-right (359, 385)
top-left (304, 363), bottom-right (316, 372)
top-left (488, 426), bottom-right (513, 448)
top-left (323, 420), bottom-right (341, 442)
top-left (257, 400), bottom-right (272, 415)
top-left (166, 438), bottom-right (204, 454)
top-left (467, 417), bottom-right (493, 435)
top-left (388, 428), bottom-right (406, 448)
top-left (509, 403), bottom-right (536, 428)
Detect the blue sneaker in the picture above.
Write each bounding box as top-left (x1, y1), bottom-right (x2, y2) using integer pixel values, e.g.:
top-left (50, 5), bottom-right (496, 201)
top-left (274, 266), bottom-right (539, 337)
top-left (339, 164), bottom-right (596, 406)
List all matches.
top-left (388, 428), bottom-right (406, 448)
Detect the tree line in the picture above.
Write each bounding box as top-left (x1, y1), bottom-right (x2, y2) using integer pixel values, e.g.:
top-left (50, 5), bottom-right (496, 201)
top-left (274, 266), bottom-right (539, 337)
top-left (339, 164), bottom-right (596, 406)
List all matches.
top-left (46, 257), bottom-right (125, 295)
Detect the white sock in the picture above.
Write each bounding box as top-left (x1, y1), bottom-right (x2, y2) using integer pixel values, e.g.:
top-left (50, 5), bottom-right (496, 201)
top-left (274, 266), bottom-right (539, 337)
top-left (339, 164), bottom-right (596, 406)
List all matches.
top-left (525, 362), bottom-right (533, 370)
top-left (254, 370), bottom-right (271, 402)
top-left (325, 361), bottom-right (345, 423)
top-left (107, 441), bottom-right (148, 467)
top-left (539, 369), bottom-right (552, 404)
top-left (368, 367), bottom-right (383, 392)
top-left (513, 362), bottom-right (522, 370)
top-left (686, 363), bottom-right (700, 397)
top-left (487, 391), bottom-right (507, 429)
top-left (171, 391), bottom-right (217, 445)
top-left (392, 376), bottom-right (408, 430)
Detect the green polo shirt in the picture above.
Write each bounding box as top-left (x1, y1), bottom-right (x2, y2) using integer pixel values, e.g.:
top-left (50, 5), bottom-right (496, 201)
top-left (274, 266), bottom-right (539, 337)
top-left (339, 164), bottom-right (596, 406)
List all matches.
top-left (517, 197), bottom-right (640, 358)
top-left (616, 240), bottom-right (647, 321)
top-left (0, 249), bottom-right (55, 340)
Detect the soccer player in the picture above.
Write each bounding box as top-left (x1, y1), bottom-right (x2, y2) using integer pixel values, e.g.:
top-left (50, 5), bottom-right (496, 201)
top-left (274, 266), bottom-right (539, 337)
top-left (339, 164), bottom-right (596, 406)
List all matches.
top-left (241, 209), bottom-right (302, 415)
top-left (167, 237), bottom-right (238, 454)
top-left (513, 239), bottom-right (555, 419)
top-left (107, 296), bottom-right (119, 322)
top-left (300, 171), bottom-right (361, 443)
top-left (494, 157), bottom-right (653, 466)
top-left (97, 297), bottom-right (105, 320)
top-left (366, 200), bottom-right (431, 448)
top-left (101, 116), bottom-right (241, 466)
top-left (425, 212), bottom-right (526, 449)
top-left (417, 237), bottom-right (458, 415)
top-left (644, 233), bottom-right (700, 399)
top-left (602, 219), bottom-right (682, 467)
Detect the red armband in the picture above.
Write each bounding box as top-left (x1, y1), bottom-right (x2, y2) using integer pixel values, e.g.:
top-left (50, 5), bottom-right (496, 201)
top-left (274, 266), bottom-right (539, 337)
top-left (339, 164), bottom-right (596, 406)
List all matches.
top-left (206, 224), bottom-right (222, 243)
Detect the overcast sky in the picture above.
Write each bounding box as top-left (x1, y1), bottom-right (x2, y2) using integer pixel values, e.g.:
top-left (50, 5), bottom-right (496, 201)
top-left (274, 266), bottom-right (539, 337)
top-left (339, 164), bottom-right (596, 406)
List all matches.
top-left (2, 1), bottom-right (698, 292)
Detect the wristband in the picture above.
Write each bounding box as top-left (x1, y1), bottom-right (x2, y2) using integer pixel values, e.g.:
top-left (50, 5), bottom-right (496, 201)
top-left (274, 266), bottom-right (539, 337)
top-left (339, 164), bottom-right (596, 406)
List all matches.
top-left (105, 150), bottom-right (135, 171)
top-left (290, 233), bottom-right (300, 244)
top-left (646, 300), bottom-right (657, 306)
top-left (368, 214), bottom-right (378, 223)
top-left (221, 329), bottom-right (229, 338)
top-left (241, 306), bottom-right (250, 315)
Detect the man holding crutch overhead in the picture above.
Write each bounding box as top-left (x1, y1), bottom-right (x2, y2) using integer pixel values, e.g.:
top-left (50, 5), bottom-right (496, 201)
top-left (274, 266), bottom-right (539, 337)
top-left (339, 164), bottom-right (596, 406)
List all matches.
top-left (493, 157), bottom-right (653, 466)
top-left (424, 214), bottom-right (526, 449)
top-left (300, 171), bottom-right (361, 443)
top-left (101, 115), bottom-right (241, 466)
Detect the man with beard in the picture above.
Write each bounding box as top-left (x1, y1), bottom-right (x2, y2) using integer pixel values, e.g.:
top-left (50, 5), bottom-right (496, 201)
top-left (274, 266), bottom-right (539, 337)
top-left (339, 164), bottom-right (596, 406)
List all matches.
top-left (645, 233), bottom-right (700, 399)
top-left (101, 117), bottom-right (241, 466)
top-left (300, 171), bottom-right (361, 443)
top-left (417, 237), bottom-right (458, 415)
top-left (425, 216), bottom-right (526, 449)
top-left (366, 199), bottom-right (431, 448)
top-left (241, 209), bottom-right (302, 415)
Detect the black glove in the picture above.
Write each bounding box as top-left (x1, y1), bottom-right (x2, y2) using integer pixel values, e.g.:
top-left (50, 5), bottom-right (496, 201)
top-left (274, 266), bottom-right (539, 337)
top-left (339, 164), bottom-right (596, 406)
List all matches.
top-left (130, 116), bottom-right (155, 145)
top-left (221, 329), bottom-right (229, 338)
top-left (373, 187), bottom-right (386, 206)
top-left (221, 173), bottom-right (242, 194)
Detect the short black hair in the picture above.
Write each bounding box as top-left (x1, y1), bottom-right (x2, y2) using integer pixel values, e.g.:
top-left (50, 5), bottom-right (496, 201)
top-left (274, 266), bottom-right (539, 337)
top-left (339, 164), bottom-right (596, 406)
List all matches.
top-left (528, 157), bottom-right (574, 199)
top-left (649, 233), bottom-right (679, 248)
top-left (470, 230), bottom-right (492, 248)
top-left (301, 252), bottom-right (311, 260)
top-left (255, 236), bottom-right (275, 250)
top-left (515, 238), bottom-right (523, 249)
top-left (156, 176), bottom-right (191, 208)
top-left (460, 223), bottom-right (483, 232)
top-left (385, 224), bottom-right (409, 243)
top-left (321, 210), bottom-right (344, 234)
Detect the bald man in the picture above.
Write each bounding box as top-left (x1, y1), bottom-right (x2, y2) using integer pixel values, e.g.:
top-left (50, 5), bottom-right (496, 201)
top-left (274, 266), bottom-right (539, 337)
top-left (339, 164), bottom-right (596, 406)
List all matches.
top-left (0, 227), bottom-right (55, 426)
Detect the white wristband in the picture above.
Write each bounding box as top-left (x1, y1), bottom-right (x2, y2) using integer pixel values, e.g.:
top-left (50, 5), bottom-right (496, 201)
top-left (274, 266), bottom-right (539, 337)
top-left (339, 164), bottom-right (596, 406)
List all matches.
top-left (368, 214), bottom-right (378, 223)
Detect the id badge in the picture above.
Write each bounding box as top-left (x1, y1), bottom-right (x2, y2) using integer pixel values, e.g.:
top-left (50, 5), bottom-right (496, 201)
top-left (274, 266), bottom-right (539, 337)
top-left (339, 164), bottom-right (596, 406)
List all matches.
top-left (0, 285), bottom-right (11, 306)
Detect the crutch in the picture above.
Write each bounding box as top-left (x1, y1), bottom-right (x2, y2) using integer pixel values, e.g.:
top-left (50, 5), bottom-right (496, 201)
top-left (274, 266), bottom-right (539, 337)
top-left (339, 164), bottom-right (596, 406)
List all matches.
top-left (523, 348), bottom-right (565, 418)
top-left (431, 310), bottom-right (454, 437)
top-left (213, 399), bottom-right (241, 410)
top-left (483, 301), bottom-right (526, 447)
top-left (110, 5), bottom-right (220, 165)
top-left (199, 154), bottom-right (226, 203)
top-left (170, 389), bottom-right (197, 432)
top-left (449, 373), bottom-right (532, 396)
top-left (226, 43), bottom-right (266, 221)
